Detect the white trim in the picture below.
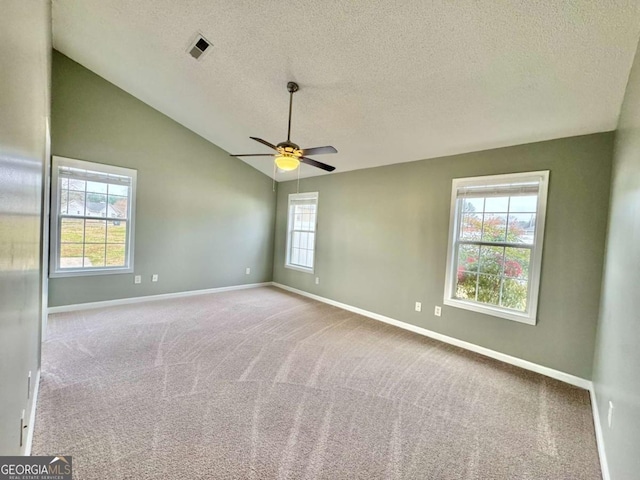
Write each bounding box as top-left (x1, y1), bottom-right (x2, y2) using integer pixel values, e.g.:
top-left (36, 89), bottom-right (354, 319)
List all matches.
top-left (49, 155), bottom-right (137, 278)
top-left (285, 191), bottom-right (318, 273)
top-left (284, 264), bottom-right (314, 274)
top-left (23, 369), bottom-right (41, 456)
top-left (271, 282), bottom-right (590, 390)
top-left (443, 170), bottom-right (550, 325)
top-left (443, 298), bottom-right (535, 325)
top-left (589, 385), bottom-right (610, 480)
top-left (41, 119), bottom-right (51, 341)
top-left (47, 282), bottom-right (272, 314)
top-left (50, 266), bottom-right (134, 278)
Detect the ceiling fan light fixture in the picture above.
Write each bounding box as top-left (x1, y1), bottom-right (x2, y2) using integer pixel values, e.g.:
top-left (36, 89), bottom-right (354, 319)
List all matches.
top-left (275, 154), bottom-right (300, 171)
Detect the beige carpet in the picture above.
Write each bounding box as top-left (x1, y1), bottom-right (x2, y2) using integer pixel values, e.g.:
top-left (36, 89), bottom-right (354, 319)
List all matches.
top-left (33, 287), bottom-right (601, 479)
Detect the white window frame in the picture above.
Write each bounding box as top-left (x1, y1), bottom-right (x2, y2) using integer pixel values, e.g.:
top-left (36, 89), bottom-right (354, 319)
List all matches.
top-left (443, 171), bottom-right (549, 325)
top-left (49, 156), bottom-right (137, 278)
top-left (285, 192), bottom-right (319, 274)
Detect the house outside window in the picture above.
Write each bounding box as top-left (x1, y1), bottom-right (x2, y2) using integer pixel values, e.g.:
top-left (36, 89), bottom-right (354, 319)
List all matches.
top-left (444, 171), bottom-right (549, 325)
top-left (49, 156), bottom-right (136, 277)
top-left (285, 192), bottom-right (318, 273)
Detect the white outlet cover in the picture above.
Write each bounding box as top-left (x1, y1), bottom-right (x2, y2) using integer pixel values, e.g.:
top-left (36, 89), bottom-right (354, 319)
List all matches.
top-left (245, 267), bottom-right (251, 275)
top-left (415, 302), bottom-right (422, 312)
top-left (315, 277), bottom-right (320, 285)
top-left (152, 274), bottom-right (158, 282)
top-left (435, 306), bottom-right (442, 316)
top-left (134, 275), bottom-right (141, 284)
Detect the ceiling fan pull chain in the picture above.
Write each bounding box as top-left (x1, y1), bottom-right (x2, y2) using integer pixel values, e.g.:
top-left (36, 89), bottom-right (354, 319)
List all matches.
top-left (273, 161), bottom-right (276, 192)
top-left (297, 164), bottom-right (300, 194)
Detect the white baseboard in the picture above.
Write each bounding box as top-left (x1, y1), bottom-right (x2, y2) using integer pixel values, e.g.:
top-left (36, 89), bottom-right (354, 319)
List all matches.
top-left (47, 282), bottom-right (272, 314)
top-left (272, 282), bottom-right (591, 390)
top-left (589, 385), bottom-right (610, 480)
top-left (23, 369), bottom-right (41, 456)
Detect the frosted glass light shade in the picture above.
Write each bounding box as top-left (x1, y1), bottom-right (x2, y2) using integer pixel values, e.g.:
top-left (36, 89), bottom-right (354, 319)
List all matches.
top-left (275, 155), bottom-right (300, 171)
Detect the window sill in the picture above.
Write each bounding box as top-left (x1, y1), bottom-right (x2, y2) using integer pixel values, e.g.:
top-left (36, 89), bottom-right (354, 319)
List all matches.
top-left (443, 298), bottom-right (536, 325)
top-left (285, 264), bottom-right (314, 274)
top-left (50, 266), bottom-right (133, 278)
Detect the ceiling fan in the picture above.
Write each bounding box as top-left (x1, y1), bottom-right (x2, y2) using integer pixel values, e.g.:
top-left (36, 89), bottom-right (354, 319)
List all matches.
top-left (231, 82), bottom-right (337, 172)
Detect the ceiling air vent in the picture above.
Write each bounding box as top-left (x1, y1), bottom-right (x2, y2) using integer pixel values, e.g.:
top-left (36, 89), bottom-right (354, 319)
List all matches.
top-left (187, 34), bottom-right (212, 61)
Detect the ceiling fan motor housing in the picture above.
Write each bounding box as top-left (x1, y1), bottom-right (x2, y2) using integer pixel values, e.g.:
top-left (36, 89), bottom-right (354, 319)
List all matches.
top-left (277, 141), bottom-right (301, 156)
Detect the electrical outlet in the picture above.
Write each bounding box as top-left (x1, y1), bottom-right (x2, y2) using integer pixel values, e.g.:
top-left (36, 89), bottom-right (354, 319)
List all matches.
top-left (315, 277), bottom-right (320, 285)
top-left (245, 267), bottom-right (251, 275)
top-left (134, 275), bottom-right (141, 284)
top-left (608, 401), bottom-right (614, 428)
top-left (415, 302), bottom-right (422, 312)
top-left (152, 274), bottom-right (158, 282)
top-left (434, 306), bottom-right (442, 316)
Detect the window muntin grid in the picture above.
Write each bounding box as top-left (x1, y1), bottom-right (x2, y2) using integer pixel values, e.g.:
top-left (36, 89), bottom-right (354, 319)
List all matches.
top-left (444, 172), bottom-right (549, 324)
top-left (286, 193), bottom-right (318, 272)
top-left (51, 157), bottom-right (136, 277)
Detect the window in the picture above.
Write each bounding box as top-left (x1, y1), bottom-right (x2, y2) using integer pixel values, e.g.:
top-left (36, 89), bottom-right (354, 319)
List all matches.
top-left (50, 156), bottom-right (137, 277)
top-left (285, 192), bottom-right (318, 273)
top-left (444, 171), bottom-right (549, 324)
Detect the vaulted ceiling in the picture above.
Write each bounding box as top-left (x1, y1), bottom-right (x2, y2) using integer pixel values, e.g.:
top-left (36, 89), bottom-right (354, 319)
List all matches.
top-left (53, 0), bottom-right (640, 179)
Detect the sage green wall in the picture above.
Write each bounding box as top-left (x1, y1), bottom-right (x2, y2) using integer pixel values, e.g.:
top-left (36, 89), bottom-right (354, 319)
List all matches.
top-left (274, 133), bottom-right (612, 379)
top-left (0, 1), bottom-right (50, 454)
top-left (49, 52), bottom-right (276, 307)
top-left (592, 41), bottom-right (640, 479)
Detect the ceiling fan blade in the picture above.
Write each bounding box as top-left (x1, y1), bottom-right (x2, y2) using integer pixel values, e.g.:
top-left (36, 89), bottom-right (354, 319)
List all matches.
top-left (250, 137), bottom-right (278, 151)
top-left (300, 156), bottom-right (336, 172)
top-left (230, 153), bottom-right (275, 157)
top-left (301, 146), bottom-right (337, 156)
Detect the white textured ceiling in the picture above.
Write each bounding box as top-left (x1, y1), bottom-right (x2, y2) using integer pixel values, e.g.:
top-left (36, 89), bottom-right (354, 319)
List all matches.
top-left (53, 0), bottom-right (640, 180)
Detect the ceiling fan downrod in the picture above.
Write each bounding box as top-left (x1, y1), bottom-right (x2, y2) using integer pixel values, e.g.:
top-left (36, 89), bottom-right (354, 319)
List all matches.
top-left (286, 81), bottom-right (298, 142)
